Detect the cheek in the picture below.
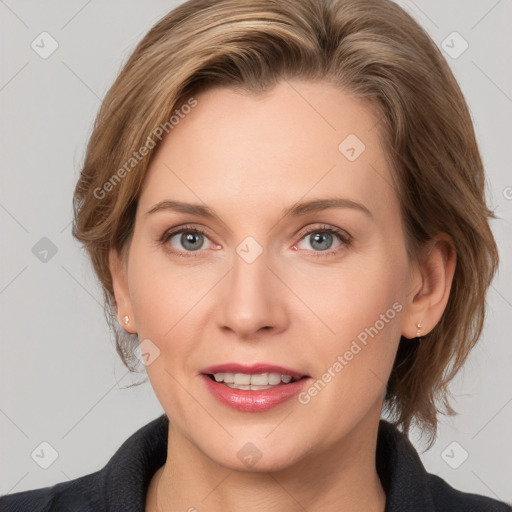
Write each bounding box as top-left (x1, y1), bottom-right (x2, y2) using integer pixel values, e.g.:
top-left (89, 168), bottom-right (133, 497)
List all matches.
top-left (289, 248), bottom-right (406, 337)
top-left (126, 240), bottom-right (205, 339)
top-left (291, 246), bottom-right (407, 390)
top-left (126, 246), bottom-right (203, 421)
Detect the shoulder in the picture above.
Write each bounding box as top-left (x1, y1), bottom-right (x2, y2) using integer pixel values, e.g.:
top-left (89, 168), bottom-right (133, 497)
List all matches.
top-left (0, 472), bottom-right (101, 512)
top-left (426, 473), bottom-right (511, 512)
top-left (0, 414), bottom-right (169, 512)
top-left (0, 414), bottom-right (168, 512)
top-left (377, 420), bottom-right (511, 512)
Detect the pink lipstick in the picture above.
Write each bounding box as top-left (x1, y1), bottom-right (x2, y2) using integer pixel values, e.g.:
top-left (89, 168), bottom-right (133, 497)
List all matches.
top-left (200, 363), bottom-right (310, 412)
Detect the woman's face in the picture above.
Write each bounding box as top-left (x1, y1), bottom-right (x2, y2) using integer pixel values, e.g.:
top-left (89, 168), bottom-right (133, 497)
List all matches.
top-left (113, 80), bottom-right (420, 470)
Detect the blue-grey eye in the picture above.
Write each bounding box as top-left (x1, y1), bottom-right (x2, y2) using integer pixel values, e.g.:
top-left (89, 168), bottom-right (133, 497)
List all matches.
top-left (294, 226), bottom-right (349, 255)
top-left (177, 231), bottom-right (205, 251)
top-left (309, 231), bottom-right (334, 251)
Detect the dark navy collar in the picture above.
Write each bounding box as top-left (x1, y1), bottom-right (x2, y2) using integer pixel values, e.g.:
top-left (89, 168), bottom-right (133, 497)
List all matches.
top-left (99, 414), bottom-right (508, 512)
top-left (1, 414), bottom-right (509, 511)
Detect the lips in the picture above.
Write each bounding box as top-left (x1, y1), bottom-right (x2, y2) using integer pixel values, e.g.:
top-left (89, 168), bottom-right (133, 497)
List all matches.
top-left (200, 363), bottom-right (311, 412)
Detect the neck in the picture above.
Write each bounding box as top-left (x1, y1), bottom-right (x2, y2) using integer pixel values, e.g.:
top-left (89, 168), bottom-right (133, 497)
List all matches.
top-left (152, 414), bottom-right (386, 512)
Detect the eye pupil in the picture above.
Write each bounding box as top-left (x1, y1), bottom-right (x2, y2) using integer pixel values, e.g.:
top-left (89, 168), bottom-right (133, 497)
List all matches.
top-left (310, 232), bottom-right (333, 251)
top-left (181, 232), bottom-right (203, 251)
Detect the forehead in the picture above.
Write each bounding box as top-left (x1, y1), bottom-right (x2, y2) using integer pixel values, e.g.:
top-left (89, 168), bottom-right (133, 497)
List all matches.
top-left (139, 80), bottom-right (398, 223)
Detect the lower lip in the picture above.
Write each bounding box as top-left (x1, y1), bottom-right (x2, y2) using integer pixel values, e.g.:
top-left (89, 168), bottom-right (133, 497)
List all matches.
top-left (201, 375), bottom-right (310, 412)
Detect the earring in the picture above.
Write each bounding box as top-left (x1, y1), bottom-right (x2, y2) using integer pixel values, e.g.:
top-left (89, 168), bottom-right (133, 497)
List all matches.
top-left (416, 320), bottom-right (423, 338)
top-left (123, 315), bottom-right (130, 325)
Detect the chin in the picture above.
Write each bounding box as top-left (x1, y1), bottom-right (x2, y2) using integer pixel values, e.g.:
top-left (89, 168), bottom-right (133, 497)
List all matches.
top-left (199, 431), bottom-right (311, 474)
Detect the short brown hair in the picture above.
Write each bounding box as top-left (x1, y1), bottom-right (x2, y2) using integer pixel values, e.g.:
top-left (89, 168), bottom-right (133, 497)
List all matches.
top-left (72, 0), bottom-right (499, 440)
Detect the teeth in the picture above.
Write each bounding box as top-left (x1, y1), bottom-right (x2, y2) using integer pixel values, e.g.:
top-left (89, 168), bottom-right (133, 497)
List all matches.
top-left (226, 383), bottom-right (253, 390)
top-left (250, 374), bottom-right (269, 386)
top-left (268, 373), bottom-right (281, 385)
top-left (234, 373), bottom-right (251, 385)
top-left (211, 372), bottom-right (297, 388)
top-left (224, 383), bottom-right (273, 390)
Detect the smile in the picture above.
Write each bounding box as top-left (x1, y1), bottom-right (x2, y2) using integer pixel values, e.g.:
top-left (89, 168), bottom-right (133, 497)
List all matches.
top-left (200, 364), bottom-right (311, 412)
top-left (209, 372), bottom-right (299, 390)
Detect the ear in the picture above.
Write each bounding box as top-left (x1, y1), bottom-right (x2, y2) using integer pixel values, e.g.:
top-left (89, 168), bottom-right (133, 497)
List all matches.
top-left (109, 248), bottom-right (137, 334)
top-left (401, 234), bottom-right (456, 340)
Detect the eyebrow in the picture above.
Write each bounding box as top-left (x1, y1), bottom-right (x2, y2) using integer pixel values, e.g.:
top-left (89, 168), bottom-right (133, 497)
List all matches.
top-left (145, 197), bottom-right (372, 221)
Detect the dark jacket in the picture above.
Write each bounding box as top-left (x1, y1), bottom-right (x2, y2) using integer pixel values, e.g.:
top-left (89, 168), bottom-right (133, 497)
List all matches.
top-left (0, 414), bottom-right (510, 511)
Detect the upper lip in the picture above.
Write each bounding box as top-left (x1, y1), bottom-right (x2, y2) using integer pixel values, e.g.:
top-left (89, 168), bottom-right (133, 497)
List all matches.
top-left (201, 363), bottom-right (308, 379)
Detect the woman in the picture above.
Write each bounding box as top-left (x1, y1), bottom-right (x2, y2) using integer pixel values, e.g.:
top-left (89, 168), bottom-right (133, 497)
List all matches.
top-left (1, 0), bottom-right (510, 510)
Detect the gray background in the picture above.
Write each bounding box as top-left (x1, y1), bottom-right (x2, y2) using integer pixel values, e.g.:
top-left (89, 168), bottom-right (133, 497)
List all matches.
top-left (1, 0), bottom-right (511, 504)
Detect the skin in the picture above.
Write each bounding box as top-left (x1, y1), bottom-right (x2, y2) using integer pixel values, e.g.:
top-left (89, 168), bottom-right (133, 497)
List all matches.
top-left (109, 79), bottom-right (456, 512)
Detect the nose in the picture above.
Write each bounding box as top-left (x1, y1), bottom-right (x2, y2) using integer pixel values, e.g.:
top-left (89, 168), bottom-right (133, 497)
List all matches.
top-left (216, 247), bottom-right (289, 340)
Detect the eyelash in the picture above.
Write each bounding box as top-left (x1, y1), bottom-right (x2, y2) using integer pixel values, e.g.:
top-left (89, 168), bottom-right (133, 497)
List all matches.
top-left (160, 223), bottom-right (352, 258)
